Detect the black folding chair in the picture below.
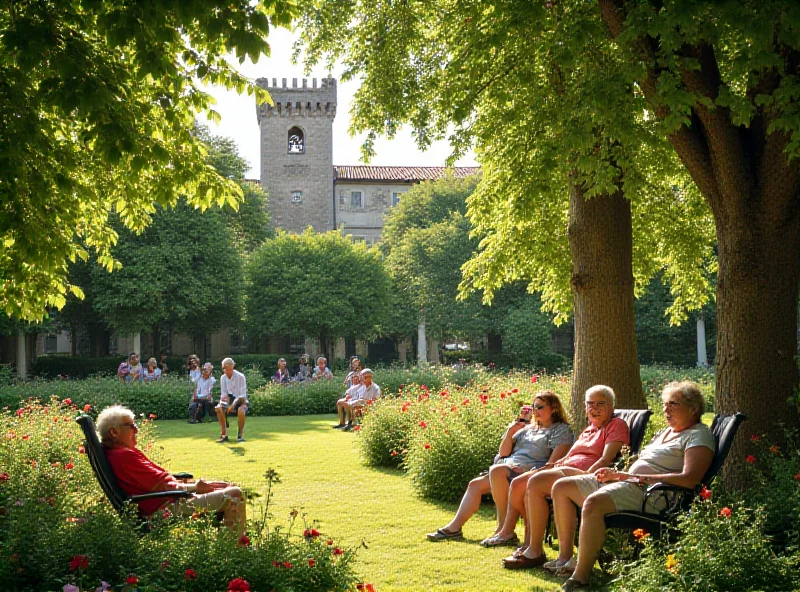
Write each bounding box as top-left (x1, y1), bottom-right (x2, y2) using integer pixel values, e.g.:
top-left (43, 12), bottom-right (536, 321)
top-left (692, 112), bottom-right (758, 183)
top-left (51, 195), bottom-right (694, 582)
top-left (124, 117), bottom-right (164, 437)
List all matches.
top-left (76, 415), bottom-right (191, 520)
top-left (603, 412), bottom-right (747, 540)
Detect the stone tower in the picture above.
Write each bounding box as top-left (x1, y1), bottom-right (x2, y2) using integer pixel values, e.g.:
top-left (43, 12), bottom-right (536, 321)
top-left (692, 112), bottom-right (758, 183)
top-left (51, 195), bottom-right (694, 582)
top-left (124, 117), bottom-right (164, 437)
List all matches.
top-left (256, 77), bottom-right (337, 233)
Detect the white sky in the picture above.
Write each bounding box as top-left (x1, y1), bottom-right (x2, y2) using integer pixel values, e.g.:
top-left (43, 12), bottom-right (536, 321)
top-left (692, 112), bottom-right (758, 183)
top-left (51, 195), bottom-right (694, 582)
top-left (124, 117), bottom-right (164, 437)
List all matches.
top-left (204, 27), bottom-right (478, 179)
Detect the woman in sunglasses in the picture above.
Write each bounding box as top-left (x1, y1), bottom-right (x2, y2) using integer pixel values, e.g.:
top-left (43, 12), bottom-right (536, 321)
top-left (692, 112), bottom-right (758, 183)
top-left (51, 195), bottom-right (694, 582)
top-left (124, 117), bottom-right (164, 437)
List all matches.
top-left (426, 391), bottom-right (573, 542)
top-left (496, 385), bottom-right (629, 571)
top-left (97, 405), bottom-right (246, 534)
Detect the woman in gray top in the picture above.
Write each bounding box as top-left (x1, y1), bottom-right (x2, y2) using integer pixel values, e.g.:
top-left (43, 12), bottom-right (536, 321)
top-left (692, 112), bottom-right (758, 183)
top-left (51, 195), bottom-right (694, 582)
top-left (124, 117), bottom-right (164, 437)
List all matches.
top-left (426, 391), bottom-right (574, 542)
top-left (552, 381), bottom-right (715, 591)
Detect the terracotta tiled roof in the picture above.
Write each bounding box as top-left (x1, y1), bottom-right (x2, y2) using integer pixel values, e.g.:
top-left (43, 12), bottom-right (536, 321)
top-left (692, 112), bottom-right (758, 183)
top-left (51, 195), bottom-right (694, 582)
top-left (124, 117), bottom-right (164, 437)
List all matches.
top-left (334, 165), bottom-right (479, 182)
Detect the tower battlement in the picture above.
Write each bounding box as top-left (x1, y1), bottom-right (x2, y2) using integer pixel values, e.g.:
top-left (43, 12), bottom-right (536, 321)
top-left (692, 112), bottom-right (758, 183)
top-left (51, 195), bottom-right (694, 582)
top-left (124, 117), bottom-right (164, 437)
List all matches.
top-left (256, 77), bottom-right (337, 121)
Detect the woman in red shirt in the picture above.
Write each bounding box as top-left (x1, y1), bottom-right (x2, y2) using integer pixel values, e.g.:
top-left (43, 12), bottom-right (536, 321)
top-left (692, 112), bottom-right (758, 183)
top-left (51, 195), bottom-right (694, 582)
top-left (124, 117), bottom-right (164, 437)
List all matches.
top-left (97, 405), bottom-right (246, 533)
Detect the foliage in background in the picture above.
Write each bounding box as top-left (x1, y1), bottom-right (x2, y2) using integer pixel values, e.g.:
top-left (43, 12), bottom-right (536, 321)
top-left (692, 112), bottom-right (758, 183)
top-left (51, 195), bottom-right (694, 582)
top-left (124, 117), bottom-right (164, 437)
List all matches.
top-left (0, 398), bottom-right (359, 591)
top-left (500, 294), bottom-right (559, 369)
top-left (0, 0), bottom-right (295, 321)
top-left (246, 230), bottom-right (391, 353)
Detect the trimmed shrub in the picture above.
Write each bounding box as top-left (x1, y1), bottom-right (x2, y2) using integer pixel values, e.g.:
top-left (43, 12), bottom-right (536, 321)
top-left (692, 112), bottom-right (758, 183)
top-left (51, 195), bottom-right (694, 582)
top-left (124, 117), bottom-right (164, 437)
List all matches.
top-left (30, 355), bottom-right (126, 379)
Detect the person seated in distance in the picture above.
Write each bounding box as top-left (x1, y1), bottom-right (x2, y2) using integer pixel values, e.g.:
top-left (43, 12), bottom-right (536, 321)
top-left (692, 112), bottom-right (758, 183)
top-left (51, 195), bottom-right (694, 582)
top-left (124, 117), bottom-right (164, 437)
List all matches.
top-left (426, 391), bottom-right (573, 543)
top-left (215, 357), bottom-right (248, 443)
top-left (142, 357), bottom-right (162, 382)
top-left (333, 371), bottom-right (363, 429)
top-left (552, 381), bottom-right (714, 592)
top-left (98, 404), bottom-right (246, 533)
top-left (494, 385), bottom-right (629, 572)
top-left (272, 358), bottom-right (291, 384)
top-left (188, 362), bottom-right (216, 423)
top-left (311, 356), bottom-right (333, 380)
top-left (341, 368), bottom-right (380, 431)
top-left (294, 354), bottom-right (311, 382)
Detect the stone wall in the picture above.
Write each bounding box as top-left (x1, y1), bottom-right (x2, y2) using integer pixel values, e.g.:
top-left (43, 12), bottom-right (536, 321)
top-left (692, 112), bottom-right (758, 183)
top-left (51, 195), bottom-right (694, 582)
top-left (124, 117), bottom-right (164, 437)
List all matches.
top-left (336, 182), bottom-right (412, 243)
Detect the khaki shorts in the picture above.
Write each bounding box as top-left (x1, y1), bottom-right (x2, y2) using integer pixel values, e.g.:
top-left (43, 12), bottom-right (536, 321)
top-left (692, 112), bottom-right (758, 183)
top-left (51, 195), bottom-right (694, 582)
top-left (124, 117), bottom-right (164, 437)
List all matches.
top-left (563, 475), bottom-right (666, 514)
top-left (173, 488), bottom-right (242, 516)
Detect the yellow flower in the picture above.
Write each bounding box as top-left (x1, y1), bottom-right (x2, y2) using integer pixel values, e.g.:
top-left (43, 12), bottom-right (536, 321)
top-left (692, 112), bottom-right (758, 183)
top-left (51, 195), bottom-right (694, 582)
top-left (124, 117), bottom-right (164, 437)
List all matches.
top-left (666, 554), bottom-right (679, 572)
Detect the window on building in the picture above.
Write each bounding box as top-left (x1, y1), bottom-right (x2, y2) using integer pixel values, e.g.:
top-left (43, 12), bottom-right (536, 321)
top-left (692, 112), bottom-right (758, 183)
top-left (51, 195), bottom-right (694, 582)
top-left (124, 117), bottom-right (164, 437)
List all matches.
top-left (352, 235), bottom-right (366, 243)
top-left (392, 191), bottom-right (405, 206)
top-left (288, 126), bottom-right (305, 154)
top-left (351, 191), bottom-right (363, 208)
top-left (291, 190), bottom-right (303, 204)
top-left (44, 334), bottom-right (57, 354)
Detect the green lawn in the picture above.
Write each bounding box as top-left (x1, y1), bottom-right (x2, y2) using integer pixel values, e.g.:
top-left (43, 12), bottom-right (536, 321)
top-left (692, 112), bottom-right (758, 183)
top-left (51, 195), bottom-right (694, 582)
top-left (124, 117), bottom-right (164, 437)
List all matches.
top-left (156, 415), bottom-right (564, 592)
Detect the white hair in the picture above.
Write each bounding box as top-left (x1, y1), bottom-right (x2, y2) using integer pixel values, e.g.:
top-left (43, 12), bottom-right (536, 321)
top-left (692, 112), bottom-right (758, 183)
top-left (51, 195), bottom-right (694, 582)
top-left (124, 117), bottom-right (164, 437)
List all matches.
top-left (96, 405), bottom-right (135, 443)
top-left (202, 362), bottom-right (213, 371)
top-left (221, 357), bottom-right (235, 368)
top-left (360, 368), bottom-right (373, 376)
top-left (585, 384), bottom-right (615, 408)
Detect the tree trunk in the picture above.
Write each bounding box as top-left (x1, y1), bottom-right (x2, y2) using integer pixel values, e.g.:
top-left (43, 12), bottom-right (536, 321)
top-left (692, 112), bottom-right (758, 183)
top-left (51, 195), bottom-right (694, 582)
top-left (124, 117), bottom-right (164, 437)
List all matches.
top-left (568, 183), bottom-right (646, 426)
top-left (151, 324), bottom-right (161, 360)
top-left (487, 332), bottom-right (502, 356)
top-left (714, 211), bottom-right (800, 487)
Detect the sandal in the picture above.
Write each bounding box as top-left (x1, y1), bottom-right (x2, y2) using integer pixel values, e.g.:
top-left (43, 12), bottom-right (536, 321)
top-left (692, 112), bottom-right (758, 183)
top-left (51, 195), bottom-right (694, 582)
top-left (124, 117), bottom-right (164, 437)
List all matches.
top-left (479, 533), bottom-right (520, 547)
top-left (546, 556), bottom-right (577, 577)
top-left (502, 553), bottom-right (547, 569)
top-left (426, 528), bottom-right (463, 541)
top-left (561, 578), bottom-right (590, 591)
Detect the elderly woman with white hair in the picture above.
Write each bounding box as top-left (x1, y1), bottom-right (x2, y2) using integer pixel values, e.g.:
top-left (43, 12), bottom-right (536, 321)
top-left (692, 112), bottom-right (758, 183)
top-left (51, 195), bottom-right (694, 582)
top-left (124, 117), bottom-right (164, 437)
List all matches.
top-left (97, 405), bottom-right (246, 533)
top-left (553, 381), bottom-right (714, 591)
top-left (490, 385), bottom-right (629, 571)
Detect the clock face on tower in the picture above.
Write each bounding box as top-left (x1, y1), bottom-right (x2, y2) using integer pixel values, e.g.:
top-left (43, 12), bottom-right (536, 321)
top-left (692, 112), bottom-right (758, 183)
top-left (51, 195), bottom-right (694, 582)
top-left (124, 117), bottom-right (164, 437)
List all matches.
top-left (288, 127), bottom-right (305, 153)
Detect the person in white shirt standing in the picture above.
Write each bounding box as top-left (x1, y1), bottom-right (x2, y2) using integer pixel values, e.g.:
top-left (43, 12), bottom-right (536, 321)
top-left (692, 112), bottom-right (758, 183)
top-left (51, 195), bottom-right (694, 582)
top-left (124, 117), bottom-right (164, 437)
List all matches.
top-left (342, 368), bottom-right (381, 431)
top-left (215, 357), bottom-right (248, 443)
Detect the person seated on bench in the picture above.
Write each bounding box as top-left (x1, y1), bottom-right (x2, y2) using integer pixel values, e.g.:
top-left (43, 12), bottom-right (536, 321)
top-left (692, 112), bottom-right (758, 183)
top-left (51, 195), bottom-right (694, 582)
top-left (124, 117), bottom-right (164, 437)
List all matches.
top-left (495, 385), bottom-right (629, 570)
top-left (311, 356), bottom-right (334, 381)
top-left (552, 381), bottom-right (715, 592)
top-left (188, 363), bottom-right (216, 423)
top-left (333, 371), bottom-right (363, 429)
top-left (97, 405), bottom-right (246, 533)
top-left (426, 391), bottom-right (573, 542)
top-left (272, 358), bottom-right (291, 384)
top-left (341, 368), bottom-right (380, 431)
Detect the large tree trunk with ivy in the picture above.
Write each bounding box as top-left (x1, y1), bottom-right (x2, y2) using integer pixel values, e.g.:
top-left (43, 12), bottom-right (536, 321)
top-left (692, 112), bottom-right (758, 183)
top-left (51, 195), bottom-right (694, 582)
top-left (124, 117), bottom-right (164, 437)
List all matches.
top-left (568, 183), bottom-right (646, 425)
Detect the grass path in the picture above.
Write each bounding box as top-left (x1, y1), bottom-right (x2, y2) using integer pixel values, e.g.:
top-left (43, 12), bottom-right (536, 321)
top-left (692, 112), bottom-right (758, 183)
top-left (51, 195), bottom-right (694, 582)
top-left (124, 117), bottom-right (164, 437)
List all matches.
top-left (156, 415), bottom-right (564, 592)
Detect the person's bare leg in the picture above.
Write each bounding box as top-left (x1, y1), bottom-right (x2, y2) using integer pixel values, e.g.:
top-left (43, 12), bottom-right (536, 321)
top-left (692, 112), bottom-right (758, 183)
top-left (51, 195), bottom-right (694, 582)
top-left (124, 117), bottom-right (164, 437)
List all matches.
top-left (237, 408), bottom-right (246, 438)
top-left (520, 471), bottom-right (564, 558)
top-left (216, 407), bottom-right (227, 436)
top-left (221, 486), bottom-right (246, 535)
top-left (570, 492), bottom-right (616, 584)
top-left (494, 472), bottom-right (530, 541)
top-left (442, 475), bottom-right (491, 532)
top-left (488, 465), bottom-right (516, 534)
top-left (551, 477), bottom-right (587, 563)
top-left (336, 401), bottom-right (346, 424)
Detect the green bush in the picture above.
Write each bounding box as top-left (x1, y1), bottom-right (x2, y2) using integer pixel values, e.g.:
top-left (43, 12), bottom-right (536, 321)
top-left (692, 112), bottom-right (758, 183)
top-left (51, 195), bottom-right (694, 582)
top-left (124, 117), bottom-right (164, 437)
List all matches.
top-left (609, 500), bottom-right (800, 592)
top-left (639, 364), bottom-right (715, 410)
top-left (0, 398), bottom-right (359, 592)
top-left (30, 355), bottom-right (126, 379)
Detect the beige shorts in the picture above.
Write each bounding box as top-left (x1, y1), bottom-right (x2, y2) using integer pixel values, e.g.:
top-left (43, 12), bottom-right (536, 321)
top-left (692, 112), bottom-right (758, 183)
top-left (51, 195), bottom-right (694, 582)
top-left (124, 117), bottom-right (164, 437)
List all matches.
top-left (173, 488), bottom-right (241, 516)
top-left (564, 475), bottom-right (666, 514)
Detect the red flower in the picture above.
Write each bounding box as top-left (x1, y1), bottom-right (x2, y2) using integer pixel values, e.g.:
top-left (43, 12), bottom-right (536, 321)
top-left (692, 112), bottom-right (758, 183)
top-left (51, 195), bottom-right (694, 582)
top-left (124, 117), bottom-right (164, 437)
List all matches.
top-left (561, 377), bottom-right (568, 384)
top-left (16, 408), bottom-right (25, 417)
top-left (160, 560), bottom-right (169, 570)
top-left (84, 404), bottom-right (91, 412)
top-left (64, 463), bottom-right (74, 470)
top-left (78, 446), bottom-right (85, 454)
top-left (366, 584), bottom-right (376, 592)
top-left (746, 455), bottom-right (756, 464)
top-left (511, 388), bottom-right (518, 394)
top-left (750, 434), bottom-right (760, 442)
top-left (0, 473), bottom-right (9, 482)
top-left (357, 585), bottom-right (365, 591)
top-left (63, 398), bottom-right (72, 405)
top-left (530, 375), bottom-right (539, 383)
top-left (126, 575), bottom-right (138, 585)
top-left (698, 486), bottom-right (712, 500)
top-left (500, 392), bottom-right (506, 399)
top-left (794, 473), bottom-right (800, 480)
top-left (272, 561), bottom-right (280, 567)
top-left (353, 424), bottom-right (361, 431)
top-left (307, 559), bottom-right (316, 567)
top-left (390, 450), bottom-right (398, 457)
top-left (22, 434), bottom-right (29, 440)
top-left (419, 421), bottom-right (427, 428)
top-left (283, 561), bottom-right (292, 569)
top-left (238, 534), bottom-right (251, 546)
top-left (184, 569), bottom-right (197, 580)
top-left (719, 507), bottom-right (732, 518)
top-left (303, 528), bottom-right (320, 538)
top-left (439, 390), bottom-right (449, 397)
top-left (461, 398), bottom-right (470, 406)
top-left (228, 578), bottom-right (251, 591)
top-left (30, 460), bottom-right (37, 468)
top-left (326, 539), bottom-right (334, 545)
top-left (423, 443), bottom-right (431, 450)
top-left (69, 555), bottom-right (89, 571)
top-left (149, 413), bottom-right (157, 419)
top-left (333, 547), bottom-right (343, 555)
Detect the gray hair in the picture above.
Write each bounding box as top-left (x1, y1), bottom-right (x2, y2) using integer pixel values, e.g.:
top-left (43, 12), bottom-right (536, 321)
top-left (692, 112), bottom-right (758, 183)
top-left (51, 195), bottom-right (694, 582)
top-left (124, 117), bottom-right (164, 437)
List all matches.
top-left (202, 362), bottom-right (213, 372)
top-left (585, 384), bottom-right (615, 408)
top-left (360, 368), bottom-right (373, 377)
top-left (316, 356), bottom-right (327, 364)
top-left (663, 381), bottom-right (705, 422)
top-left (221, 357), bottom-right (235, 368)
top-left (96, 405), bottom-right (135, 443)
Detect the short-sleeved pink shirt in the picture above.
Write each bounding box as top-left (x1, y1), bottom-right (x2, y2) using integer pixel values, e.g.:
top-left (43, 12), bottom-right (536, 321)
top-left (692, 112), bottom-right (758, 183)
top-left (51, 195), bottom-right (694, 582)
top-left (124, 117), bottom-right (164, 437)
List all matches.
top-left (561, 417), bottom-right (630, 471)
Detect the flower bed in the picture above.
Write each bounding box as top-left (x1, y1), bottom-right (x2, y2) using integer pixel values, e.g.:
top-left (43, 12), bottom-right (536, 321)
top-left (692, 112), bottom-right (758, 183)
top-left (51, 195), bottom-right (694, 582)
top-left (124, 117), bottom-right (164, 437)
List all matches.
top-left (0, 398), bottom-right (360, 591)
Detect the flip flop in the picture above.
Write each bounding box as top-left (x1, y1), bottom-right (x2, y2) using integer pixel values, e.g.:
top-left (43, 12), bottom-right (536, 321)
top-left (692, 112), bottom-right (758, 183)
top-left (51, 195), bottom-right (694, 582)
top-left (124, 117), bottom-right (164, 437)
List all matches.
top-left (479, 533), bottom-right (520, 547)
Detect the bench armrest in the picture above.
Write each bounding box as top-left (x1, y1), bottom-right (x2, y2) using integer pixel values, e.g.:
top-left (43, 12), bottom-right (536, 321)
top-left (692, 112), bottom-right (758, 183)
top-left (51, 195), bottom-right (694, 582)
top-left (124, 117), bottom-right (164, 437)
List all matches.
top-left (642, 483), bottom-right (696, 515)
top-left (128, 490), bottom-right (192, 504)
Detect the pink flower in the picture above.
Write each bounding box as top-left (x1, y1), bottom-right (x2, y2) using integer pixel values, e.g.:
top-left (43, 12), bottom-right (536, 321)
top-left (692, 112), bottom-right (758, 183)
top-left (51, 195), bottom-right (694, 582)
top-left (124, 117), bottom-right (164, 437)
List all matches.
top-left (746, 455), bottom-right (756, 464)
top-left (719, 507), bottom-right (732, 518)
top-left (84, 404), bottom-right (92, 412)
top-left (63, 398), bottom-right (72, 405)
top-left (63, 585), bottom-right (80, 592)
top-left (530, 375), bottom-right (539, 383)
top-left (698, 486), bottom-right (712, 500)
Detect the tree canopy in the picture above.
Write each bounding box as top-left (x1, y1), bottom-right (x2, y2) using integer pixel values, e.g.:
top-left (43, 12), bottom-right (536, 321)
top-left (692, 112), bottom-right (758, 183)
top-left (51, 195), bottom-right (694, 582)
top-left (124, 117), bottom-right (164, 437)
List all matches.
top-left (0, 0), bottom-right (293, 321)
top-left (245, 230), bottom-right (391, 349)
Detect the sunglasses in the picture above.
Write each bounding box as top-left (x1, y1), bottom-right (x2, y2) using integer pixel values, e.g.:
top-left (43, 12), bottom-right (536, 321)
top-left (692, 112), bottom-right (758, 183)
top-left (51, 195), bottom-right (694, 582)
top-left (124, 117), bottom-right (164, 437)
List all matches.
top-left (532, 404), bottom-right (548, 410)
